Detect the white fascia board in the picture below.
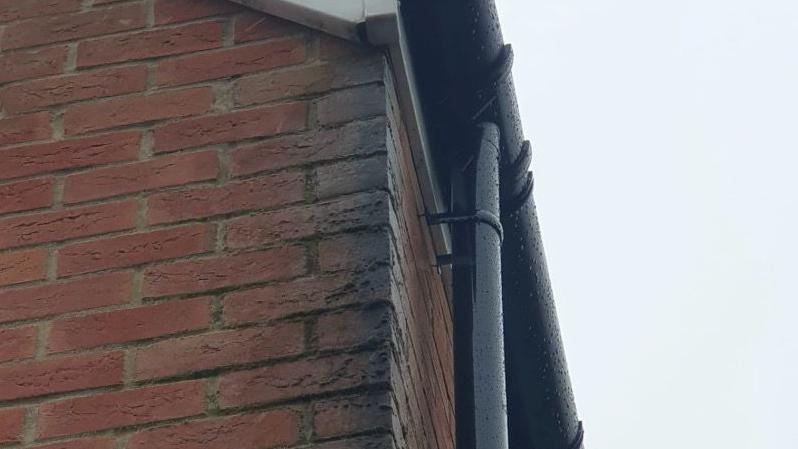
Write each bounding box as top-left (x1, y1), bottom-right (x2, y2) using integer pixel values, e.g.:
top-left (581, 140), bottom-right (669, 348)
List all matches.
top-left (228, 0), bottom-right (397, 43)
top-left (228, 0), bottom-right (452, 264)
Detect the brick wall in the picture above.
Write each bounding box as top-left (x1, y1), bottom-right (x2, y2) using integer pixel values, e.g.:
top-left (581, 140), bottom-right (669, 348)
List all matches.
top-left (0, 1), bottom-right (453, 449)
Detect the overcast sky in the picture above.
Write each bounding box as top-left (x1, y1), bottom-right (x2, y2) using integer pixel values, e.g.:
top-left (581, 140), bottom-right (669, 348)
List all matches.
top-left (495, 0), bottom-right (798, 447)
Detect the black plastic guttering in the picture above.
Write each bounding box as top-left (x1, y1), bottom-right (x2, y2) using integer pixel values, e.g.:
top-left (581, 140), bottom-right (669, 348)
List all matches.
top-left (400, 1), bottom-right (584, 448)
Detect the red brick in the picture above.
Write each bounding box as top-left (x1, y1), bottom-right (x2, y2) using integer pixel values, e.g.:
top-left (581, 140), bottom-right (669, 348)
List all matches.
top-left (128, 410), bottom-right (300, 449)
top-left (0, 352), bottom-right (123, 401)
top-left (155, 39), bottom-right (306, 87)
top-left (64, 150), bottom-right (218, 204)
top-left (0, 200), bottom-right (137, 250)
top-left (316, 156), bottom-right (387, 199)
top-left (233, 12), bottom-right (302, 43)
top-left (0, 326), bottom-right (36, 363)
top-left (0, 248), bottom-right (47, 287)
top-left (315, 84), bottom-right (385, 126)
top-left (222, 270), bottom-right (390, 326)
top-left (0, 112), bottom-right (51, 147)
top-left (147, 172), bottom-right (305, 224)
top-left (64, 87), bottom-right (214, 135)
top-left (0, 178), bottom-right (54, 215)
top-left (219, 350), bottom-right (389, 408)
top-left (319, 232), bottom-right (390, 273)
top-left (226, 191), bottom-right (389, 248)
top-left (2, 3), bottom-right (147, 51)
top-left (0, 408), bottom-right (24, 444)
top-left (0, 46), bottom-right (67, 85)
top-left (234, 58), bottom-right (383, 106)
top-left (38, 380), bottom-right (206, 438)
top-left (48, 297), bottom-right (211, 353)
top-left (313, 393), bottom-right (393, 439)
top-left (0, 271), bottom-right (132, 324)
top-left (229, 118), bottom-right (385, 176)
top-left (154, 0), bottom-right (242, 25)
top-left (77, 21), bottom-right (223, 68)
top-left (58, 224), bottom-right (215, 277)
top-left (0, 66), bottom-right (147, 114)
top-left (311, 436), bottom-right (393, 449)
top-left (31, 437), bottom-right (115, 449)
top-left (154, 102), bottom-right (306, 153)
top-left (319, 34), bottom-right (379, 61)
top-left (142, 246), bottom-right (307, 297)
top-left (315, 307), bottom-right (391, 352)
top-left (0, 131), bottom-right (140, 181)
top-left (0, 0), bottom-right (81, 24)
top-left (135, 322), bottom-right (304, 380)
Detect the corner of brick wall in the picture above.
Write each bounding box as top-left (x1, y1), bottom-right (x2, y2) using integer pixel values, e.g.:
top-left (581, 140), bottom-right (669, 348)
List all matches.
top-left (0, 1), bottom-right (453, 448)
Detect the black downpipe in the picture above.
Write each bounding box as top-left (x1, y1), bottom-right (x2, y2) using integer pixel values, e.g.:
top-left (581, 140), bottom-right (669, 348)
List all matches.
top-left (448, 123), bottom-right (507, 449)
top-left (401, 0), bottom-right (584, 448)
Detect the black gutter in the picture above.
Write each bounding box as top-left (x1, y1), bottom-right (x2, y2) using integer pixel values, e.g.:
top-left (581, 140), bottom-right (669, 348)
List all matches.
top-left (401, 1), bottom-right (584, 448)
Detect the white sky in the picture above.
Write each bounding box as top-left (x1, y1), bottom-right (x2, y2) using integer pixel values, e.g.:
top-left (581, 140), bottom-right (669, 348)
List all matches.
top-left (495, 0), bottom-right (798, 447)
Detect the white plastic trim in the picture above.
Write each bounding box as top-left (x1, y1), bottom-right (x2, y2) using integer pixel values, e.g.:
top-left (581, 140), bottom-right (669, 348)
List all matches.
top-left (228, 0), bottom-right (397, 43)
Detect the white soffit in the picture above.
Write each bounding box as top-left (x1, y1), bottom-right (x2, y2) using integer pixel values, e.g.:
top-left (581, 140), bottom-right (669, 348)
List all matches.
top-left (228, 0), bottom-right (398, 43)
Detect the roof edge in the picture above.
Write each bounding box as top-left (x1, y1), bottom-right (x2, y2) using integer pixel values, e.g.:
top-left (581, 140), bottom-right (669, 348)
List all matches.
top-left (227, 0), bottom-right (398, 44)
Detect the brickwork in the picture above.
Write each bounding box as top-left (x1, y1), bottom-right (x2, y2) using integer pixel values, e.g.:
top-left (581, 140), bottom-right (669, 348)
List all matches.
top-left (0, 1), bottom-right (453, 448)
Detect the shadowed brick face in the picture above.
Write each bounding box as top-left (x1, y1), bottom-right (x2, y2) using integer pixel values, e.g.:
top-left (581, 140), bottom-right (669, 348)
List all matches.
top-left (0, 3), bottom-right (452, 449)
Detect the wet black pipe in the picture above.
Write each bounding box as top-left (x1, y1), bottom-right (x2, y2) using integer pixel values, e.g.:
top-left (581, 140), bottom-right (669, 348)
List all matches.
top-left (444, 123), bottom-right (507, 449)
top-left (401, 1), bottom-right (583, 448)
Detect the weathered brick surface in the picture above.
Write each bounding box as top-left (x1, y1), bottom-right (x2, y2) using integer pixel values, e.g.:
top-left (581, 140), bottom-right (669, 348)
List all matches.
top-left (32, 437), bottom-right (115, 449)
top-left (0, 66), bottom-right (147, 114)
top-left (143, 246), bottom-right (307, 297)
top-left (0, 0), bottom-right (81, 24)
top-left (222, 269), bottom-right (390, 326)
top-left (58, 224), bottom-right (215, 276)
top-left (48, 297), bottom-right (211, 353)
top-left (226, 191), bottom-right (389, 248)
top-left (38, 381), bottom-right (206, 438)
top-left (315, 84), bottom-right (386, 125)
top-left (0, 46), bottom-right (68, 85)
top-left (0, 112), bottom-right (51, 147)
top-left (0, 131), bottom-right (141, 181)
top-left (0, 408), bottom-right (25, 444)
top-left (63, 150), bottom-right (219, 204)
top-left (134, 322), bottom-right (305, 380)
top-left (63, 87), bottom-right (214, 135)
top-left (153, 102), bottom-right (307, 152)
top-left (155, 39), bottom-right (306, 87)
top-left (316, 155), bottom-right (388, 199)
top-left (0, 272), bottom-right (132, 324)
top-left (0, 5), bottom-right (451, 449)
top-left (313, 393), bottom-right (394, 439)
top-left (2, 3), bottom-right (147, 50)
top-left (229, 118), bottom-right (386, 176)
top-left (234, 57), bottom-right (383, 106)
top-left (147, 172), bottom-right (305, 224)
top-left (0, 200), bottom-right (137, 250)
top-left (233, 12), bottom-right (302, 43)
top-left (0, 352), bottom-right (123, 401)
top-left (0, 178), bottom-right (54, 215)
top-left (0, 326), bottom-right (36, 363)
top-left (154, 0), bottom-right (242, 25)
top-left (77, 22), bottom-right (224, 68)
top-left (219, 350), bottom-right (390, 408)
top-left (0, 248), bottom-right (47, 287)
top-left (127, 410), bottom-right (300, 449)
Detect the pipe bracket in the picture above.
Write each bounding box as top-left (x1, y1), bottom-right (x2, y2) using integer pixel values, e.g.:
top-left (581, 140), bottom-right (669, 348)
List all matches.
top-left (427, 210), bottom-right (504, 243)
